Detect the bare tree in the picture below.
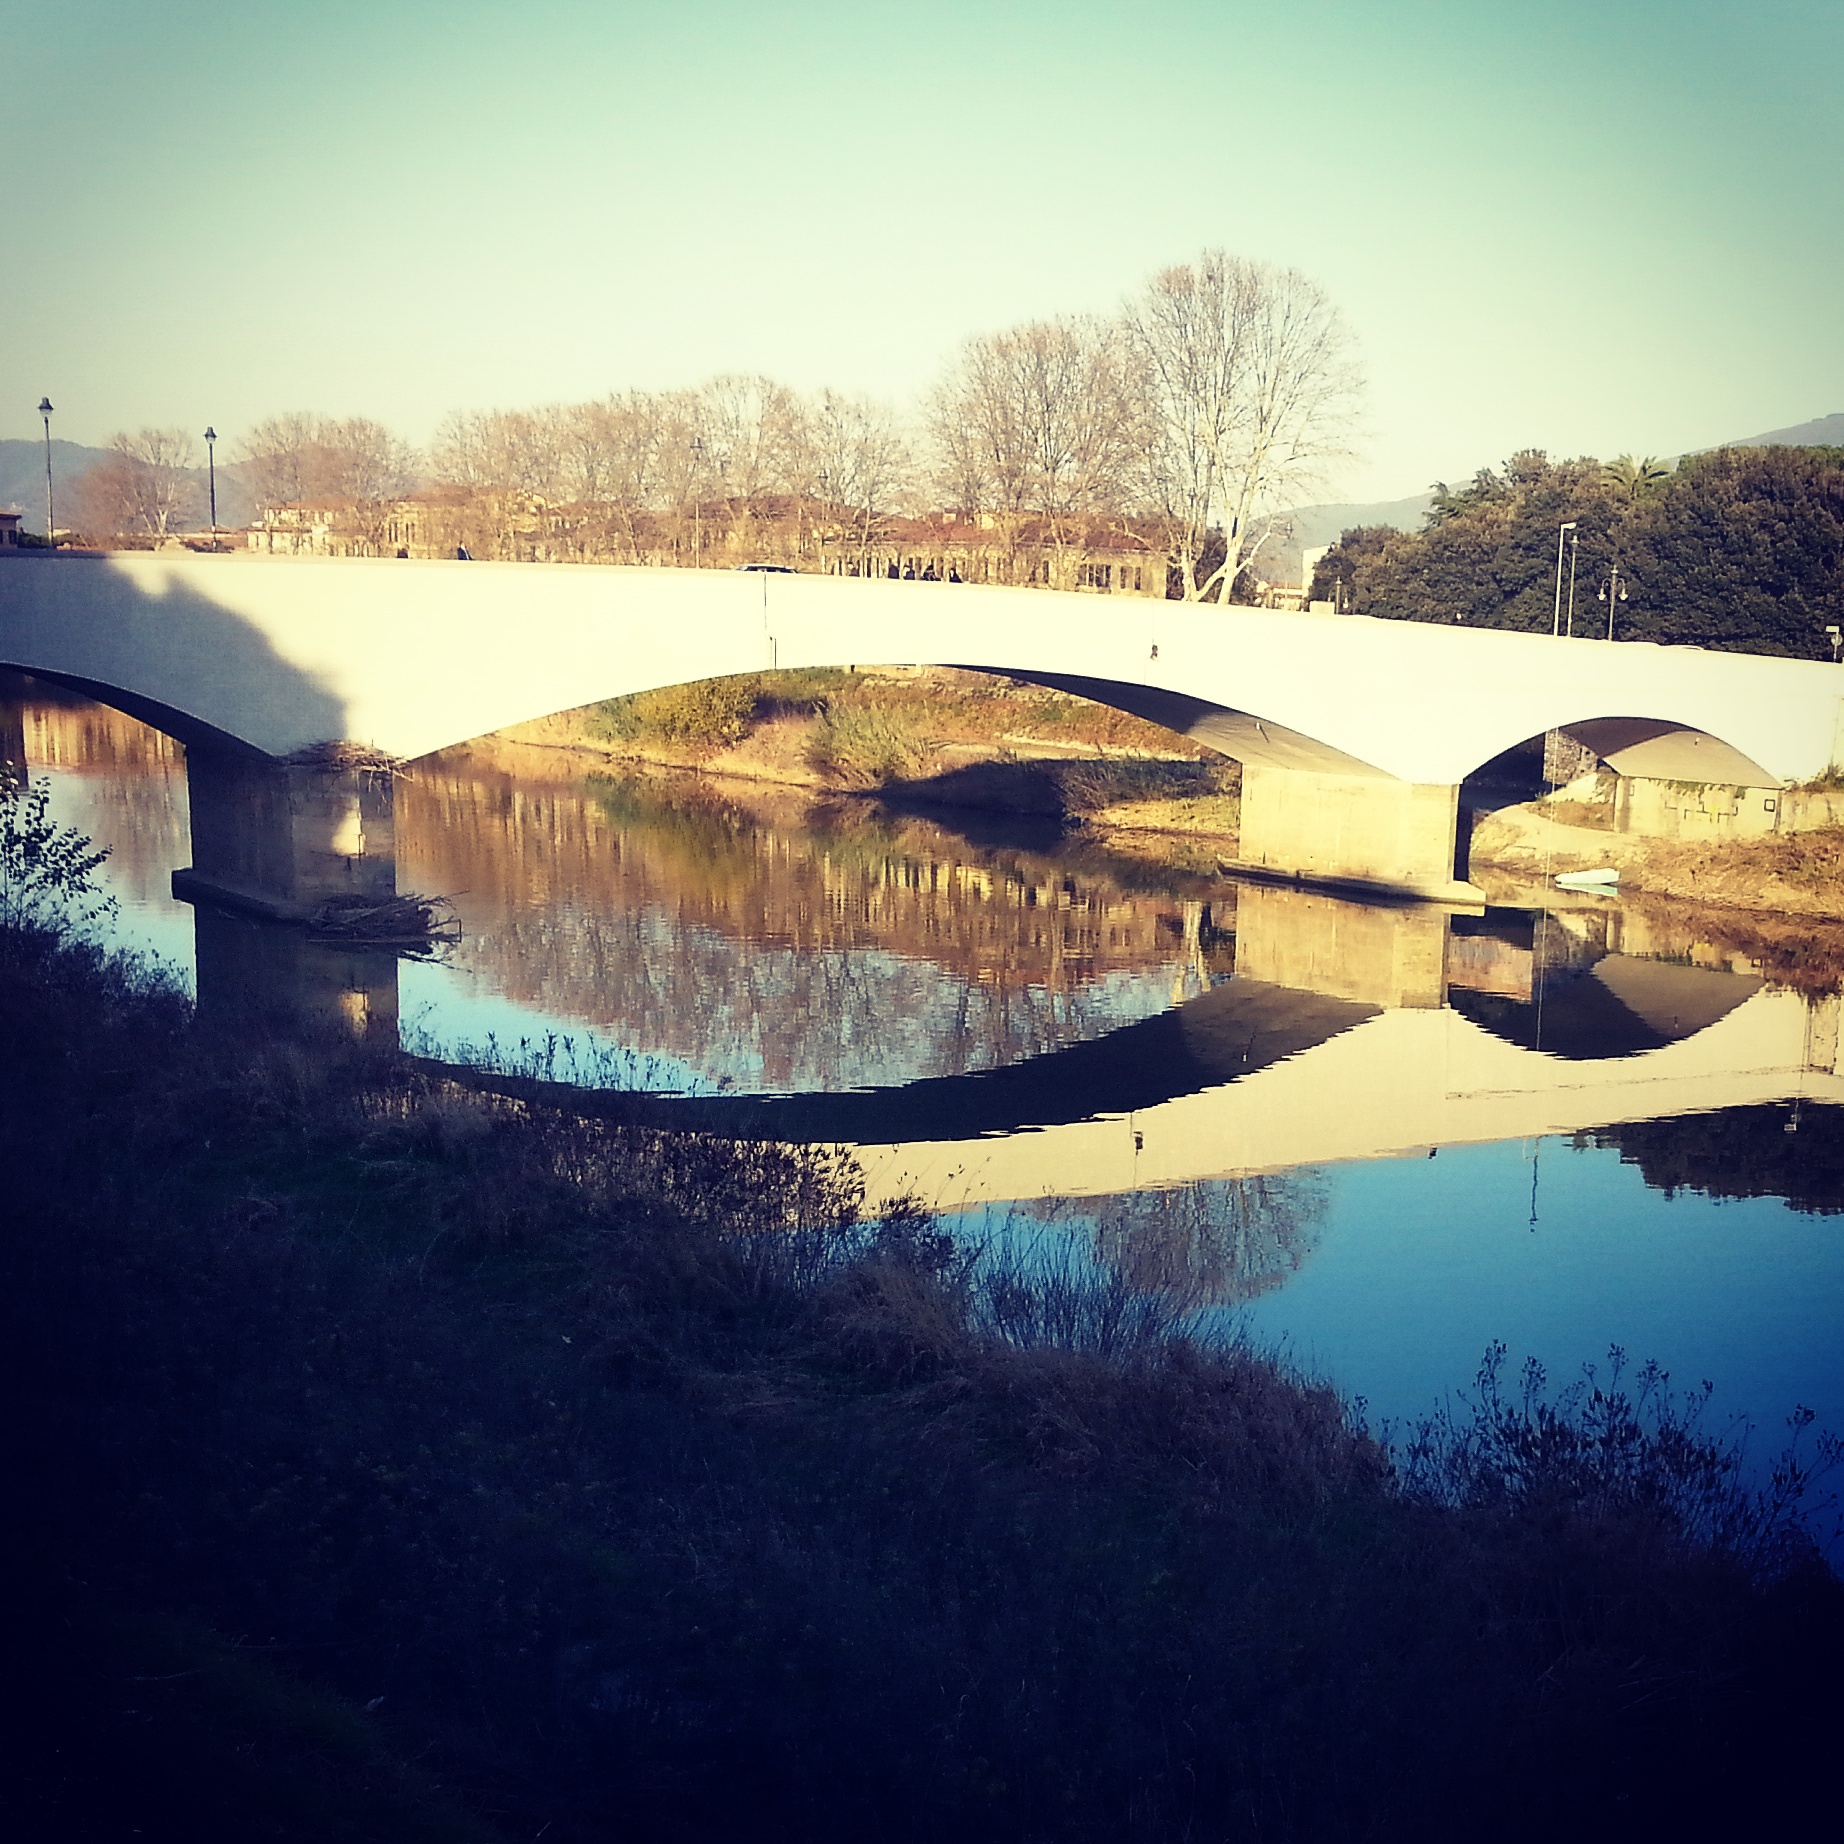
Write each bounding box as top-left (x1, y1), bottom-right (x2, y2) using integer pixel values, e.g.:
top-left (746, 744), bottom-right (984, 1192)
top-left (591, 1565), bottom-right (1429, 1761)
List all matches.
top-left (928, 317), bottom-right (1145, 576)
top-left (243, 412), bottom-right (416, 505)
top-left (1128, 253), bottom-right (1361, 602)
top-left (796, 390), bottom-right (914, 570)
top-left (75, 428), bottom-right (200, 540)
top-left (239, 411), bottom-right (324, 510)
top-left (429, 409), bottom-right (564, 499)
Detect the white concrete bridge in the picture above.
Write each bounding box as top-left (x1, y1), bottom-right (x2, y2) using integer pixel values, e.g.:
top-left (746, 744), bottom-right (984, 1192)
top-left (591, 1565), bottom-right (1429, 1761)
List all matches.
top-left (3, 551), bottom-right (1840, 908)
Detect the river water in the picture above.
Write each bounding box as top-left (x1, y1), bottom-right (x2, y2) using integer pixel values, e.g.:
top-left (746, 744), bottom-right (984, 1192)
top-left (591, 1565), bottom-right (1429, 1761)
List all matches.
top-left (17, 692), bottom-right (1844, 1476)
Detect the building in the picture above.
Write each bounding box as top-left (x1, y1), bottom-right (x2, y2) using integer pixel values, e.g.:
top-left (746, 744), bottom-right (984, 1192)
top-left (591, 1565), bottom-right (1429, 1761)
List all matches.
top-left (246, 492), bottom-right (1171, 597)
top-left (0, 510), bottom-right (23, 549)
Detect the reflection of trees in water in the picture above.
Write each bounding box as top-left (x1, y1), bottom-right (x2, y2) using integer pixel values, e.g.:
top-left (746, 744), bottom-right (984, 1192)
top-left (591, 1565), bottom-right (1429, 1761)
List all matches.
top-left (403, 764), bottom-right (1234, 1090)
top-left (15, 702), bottom-right (190, 910)
top-left (1020, 1173), bottom-right (1327, 1309)
top-left (477, 904), bottom-right (1193, 1091)
top-left (1585, 1102), bottom-right (1844, 1216)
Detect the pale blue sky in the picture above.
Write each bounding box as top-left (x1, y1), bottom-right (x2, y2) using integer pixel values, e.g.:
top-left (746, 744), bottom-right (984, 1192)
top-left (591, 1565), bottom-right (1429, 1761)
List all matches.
top-left (4, 0), bottom-right (1838, 498)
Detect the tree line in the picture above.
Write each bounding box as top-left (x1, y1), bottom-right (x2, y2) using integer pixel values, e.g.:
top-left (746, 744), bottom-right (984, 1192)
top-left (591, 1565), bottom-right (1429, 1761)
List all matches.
top-left (69, 250), bottom-right (1362, 600)
top-left (1309, 445), bottom-right (1844, 657)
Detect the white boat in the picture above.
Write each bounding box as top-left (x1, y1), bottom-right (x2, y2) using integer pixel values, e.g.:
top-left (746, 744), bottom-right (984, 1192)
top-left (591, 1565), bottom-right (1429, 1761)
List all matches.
top-left (1554, 867), bottom-right (1620, 890)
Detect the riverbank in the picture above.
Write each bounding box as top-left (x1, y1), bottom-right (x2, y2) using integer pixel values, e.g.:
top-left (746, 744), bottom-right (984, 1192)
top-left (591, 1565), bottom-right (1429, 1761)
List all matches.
top-left (1470, 801), bottom-right (1844, 919)
top-left (4, 915), bottom-right (1841, 1842)
top-left (496, 669), bottom-right (1844, 917)
top-left (496, 665), bottom-right (1244, 872)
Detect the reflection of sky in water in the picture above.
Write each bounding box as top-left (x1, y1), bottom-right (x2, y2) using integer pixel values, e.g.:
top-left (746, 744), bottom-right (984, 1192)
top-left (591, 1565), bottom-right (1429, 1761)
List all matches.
top-left (943, 1133), bottom-right (1844, 1510)
top-left (36, 765), bottom-right (197, 989)
top-left (1226, 1136), bottom-right (1844, 1461)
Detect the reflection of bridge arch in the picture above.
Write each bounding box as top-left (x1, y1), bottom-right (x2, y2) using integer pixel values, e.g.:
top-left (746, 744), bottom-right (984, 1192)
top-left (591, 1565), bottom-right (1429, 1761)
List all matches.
top-left (5, 553), bottom-right (1839, 905)
top-left (429, 963), bottom-right (1840, 1207)
top-left (843, 981), bottom-right (1843, 1212)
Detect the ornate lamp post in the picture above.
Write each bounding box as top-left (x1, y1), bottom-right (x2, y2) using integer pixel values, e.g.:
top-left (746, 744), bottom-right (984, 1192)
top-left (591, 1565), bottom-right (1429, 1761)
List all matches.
top-left (204, 426), bottom-right (219, 547)
top-left (1597, 565), bottom-right (1629, 641)
top-left (37, 397), bottom-right (55, 544)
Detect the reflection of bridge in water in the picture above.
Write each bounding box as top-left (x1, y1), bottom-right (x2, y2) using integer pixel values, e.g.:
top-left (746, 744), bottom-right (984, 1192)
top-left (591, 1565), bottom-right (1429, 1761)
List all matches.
top-left (441, 875), bottom-right (1844, 1205)
top-left (12, 688), bottom-right (1842, 1200)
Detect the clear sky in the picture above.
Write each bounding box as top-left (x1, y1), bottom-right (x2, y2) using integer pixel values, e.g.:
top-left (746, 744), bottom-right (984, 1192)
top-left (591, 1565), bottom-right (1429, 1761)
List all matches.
top-left (4, 0), bottom-right (1839, 500)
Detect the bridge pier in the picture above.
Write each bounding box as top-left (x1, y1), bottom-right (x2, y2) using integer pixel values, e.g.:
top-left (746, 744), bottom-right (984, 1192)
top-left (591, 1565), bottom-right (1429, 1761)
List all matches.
top-left (1232, 883), bottom-right (1451, 1009)
top-left (173, 749), bottom-right (403, 1037)
top-left (1232, 764), bottom-right (1483, 904)
top-left (191, 904), bottom-right (401, 1039)
top-left (174, 747), bottom-right (397, 922)
top-left (0, 698), bottom-right (24, 786)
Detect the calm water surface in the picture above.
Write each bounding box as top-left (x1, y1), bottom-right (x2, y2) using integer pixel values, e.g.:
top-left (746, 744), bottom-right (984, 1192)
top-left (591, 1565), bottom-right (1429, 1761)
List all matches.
top-left (20, 694), bottom-right (1844, 1475)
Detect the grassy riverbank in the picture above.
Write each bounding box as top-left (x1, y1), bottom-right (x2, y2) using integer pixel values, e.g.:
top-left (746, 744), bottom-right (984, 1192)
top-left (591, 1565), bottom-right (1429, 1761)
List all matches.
top-left (499, 666), bottom-right (1244, 868)
top-left (1470, 802), bottom-right (1844, 919)
top-left (504, 668), bottom-right (1844, 914)
top-left (4, 918), bottom-right (1842, 1842)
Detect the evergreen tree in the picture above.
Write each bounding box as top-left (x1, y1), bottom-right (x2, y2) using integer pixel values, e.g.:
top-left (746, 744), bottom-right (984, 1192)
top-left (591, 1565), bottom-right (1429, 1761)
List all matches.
top-left (1311, 445), bottom-right (1844, 656)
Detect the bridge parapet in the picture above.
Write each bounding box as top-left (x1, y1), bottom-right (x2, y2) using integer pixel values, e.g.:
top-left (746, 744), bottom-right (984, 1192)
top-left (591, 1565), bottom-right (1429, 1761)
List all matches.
top-left (5, 551), bottom-right (1841, 906)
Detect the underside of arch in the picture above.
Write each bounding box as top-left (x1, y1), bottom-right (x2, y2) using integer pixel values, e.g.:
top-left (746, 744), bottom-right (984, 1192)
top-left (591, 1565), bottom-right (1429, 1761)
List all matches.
top-left (0, 663), bottom-right (267, 757)
top-left (1556, 717), bottom-right (1780, 788)
top-left (946, 668), bottom-right (1395, 777)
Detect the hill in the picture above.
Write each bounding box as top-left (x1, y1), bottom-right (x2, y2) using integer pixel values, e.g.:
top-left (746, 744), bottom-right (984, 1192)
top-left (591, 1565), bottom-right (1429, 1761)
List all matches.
top-left (1259, 493), bottom-right (1432, 584)
top-left (1711, 411), bottom-right (1844, 451)
top-left (0, 439), bottom-right (113, 532)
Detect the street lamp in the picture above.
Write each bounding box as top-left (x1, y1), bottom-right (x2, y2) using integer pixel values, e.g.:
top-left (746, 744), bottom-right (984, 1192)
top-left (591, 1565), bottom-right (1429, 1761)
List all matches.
top-left (1825, 624), bottom-right (1841, 664)
top-left (37, 397), bottom-right (55, 544)
top-left (1565, 528), bottom-right (1581, 636)
top-left (1551, 520), bottom-right (1578, 636)
top-left (203, 426), bottom-right (218, 547)
top-left (689, 436), bottom-right (704, 567)
top-left (1597, 565), bottom-right (1629, 641)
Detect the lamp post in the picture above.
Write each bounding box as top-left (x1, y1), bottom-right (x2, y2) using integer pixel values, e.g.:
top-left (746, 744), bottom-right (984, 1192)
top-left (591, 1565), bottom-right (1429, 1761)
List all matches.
top-left (203, 426), bottom-right (218, 547)
top-left (1826, 624), bottom-right (1842, 664)
top-left (37, 397), bottom-right (54, 544)
top-left (689, 436), bottom-right (704, 567)
top-left (1565, 529), bottom-right (1580, 636)
top-left (1597, 565), bottom-right (1629, 641)
top-left (1551, 520), bottom-right (1578, 636)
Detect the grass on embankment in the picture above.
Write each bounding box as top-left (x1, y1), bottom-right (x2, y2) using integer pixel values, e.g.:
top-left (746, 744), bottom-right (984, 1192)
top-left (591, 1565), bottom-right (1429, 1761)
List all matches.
top-left (1470, 800), bottom-right (1844, 919)
top-left (4, 921), bottom-right (1841, 1843)
top-left (503, 667), bottom-right (1243, 871)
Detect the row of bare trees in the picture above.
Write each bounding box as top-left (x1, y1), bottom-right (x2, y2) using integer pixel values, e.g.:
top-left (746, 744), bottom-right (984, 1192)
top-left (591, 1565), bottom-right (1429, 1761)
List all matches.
top-left (73, 251), bottom-right (1360, 596)
top-left (933, 258), bottom-right (1360, 598)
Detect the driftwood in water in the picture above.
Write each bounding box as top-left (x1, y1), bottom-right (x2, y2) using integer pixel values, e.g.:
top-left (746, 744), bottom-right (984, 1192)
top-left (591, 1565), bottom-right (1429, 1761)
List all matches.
top-left (307, 891), bottom-right (461, 949)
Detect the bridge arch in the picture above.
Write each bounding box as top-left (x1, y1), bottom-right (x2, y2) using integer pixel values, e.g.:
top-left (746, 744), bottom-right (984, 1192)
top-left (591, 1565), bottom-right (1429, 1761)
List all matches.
top-left (1455, 713), bottom-right (1782, 791)
top-left (6, 553), bottom-right (1839, 905)
top-left (1, 661), bottom-right (265, 758)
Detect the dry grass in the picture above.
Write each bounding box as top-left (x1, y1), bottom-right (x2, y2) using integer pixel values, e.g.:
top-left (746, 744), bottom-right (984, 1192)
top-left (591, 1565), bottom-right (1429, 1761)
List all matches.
top-left (4, 921), bottom-right (1841, 1843)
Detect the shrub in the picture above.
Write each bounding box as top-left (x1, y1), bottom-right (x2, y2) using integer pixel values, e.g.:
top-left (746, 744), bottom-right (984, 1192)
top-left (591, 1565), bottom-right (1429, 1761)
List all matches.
top-left (1058, 757), bottom-right (1228, 815)
top-left (590, 675), bottom-right (761, 748)
top-left (803, 705), bottom-right (934, 785)
top-left (0, 766), bottom-right (116, 933)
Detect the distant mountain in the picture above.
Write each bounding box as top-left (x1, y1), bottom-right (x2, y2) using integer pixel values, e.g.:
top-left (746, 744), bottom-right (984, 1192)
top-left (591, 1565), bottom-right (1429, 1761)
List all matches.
top-left (1709, 411), bottom-right (1844, 450)
top-left (0, 438), bottom-right (256, 534)
top-left (0, 438), bottom-right (113, 533)
top-left (1258, 493), bottom-right (1432, 583)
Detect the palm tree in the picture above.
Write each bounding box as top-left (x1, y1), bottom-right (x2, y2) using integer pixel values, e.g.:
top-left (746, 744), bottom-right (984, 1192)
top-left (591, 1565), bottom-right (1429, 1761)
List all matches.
top-left (1602, 454), bottom-right (1670, 509)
